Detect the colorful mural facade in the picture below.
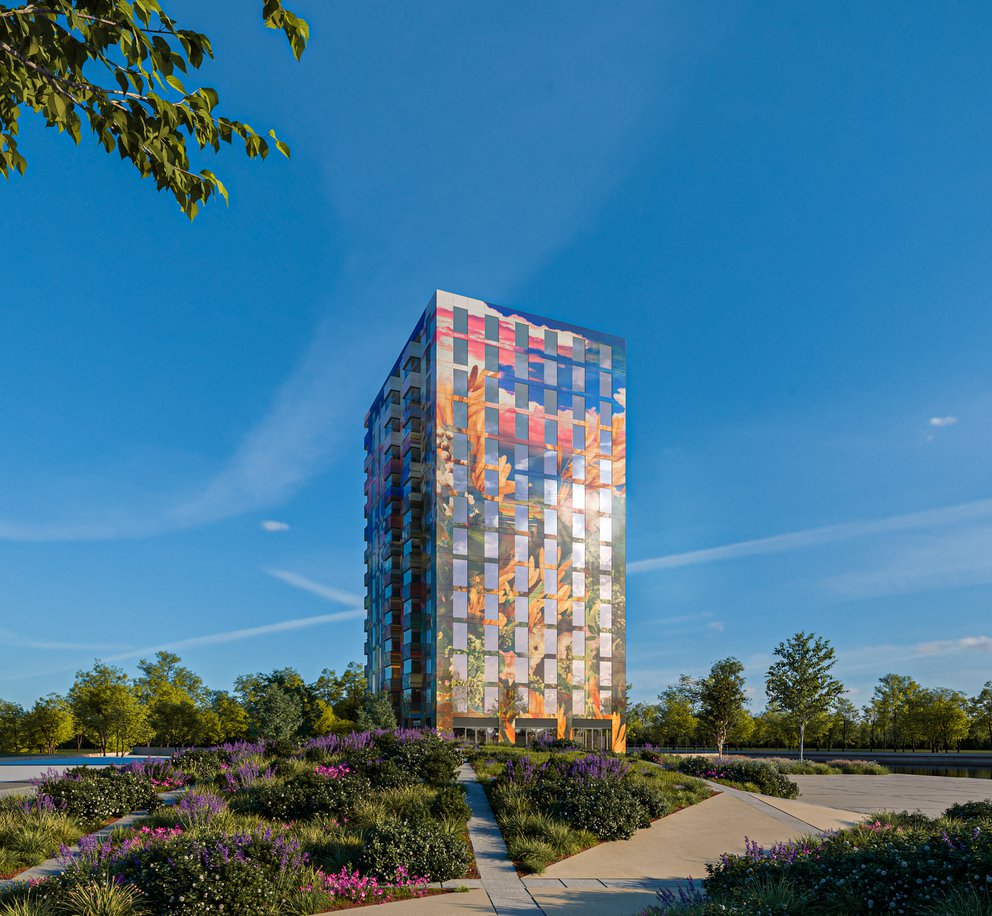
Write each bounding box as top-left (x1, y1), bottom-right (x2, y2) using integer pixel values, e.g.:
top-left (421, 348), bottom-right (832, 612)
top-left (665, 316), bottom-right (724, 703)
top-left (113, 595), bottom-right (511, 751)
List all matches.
top-left (365, 291), bottom-right (626, 743)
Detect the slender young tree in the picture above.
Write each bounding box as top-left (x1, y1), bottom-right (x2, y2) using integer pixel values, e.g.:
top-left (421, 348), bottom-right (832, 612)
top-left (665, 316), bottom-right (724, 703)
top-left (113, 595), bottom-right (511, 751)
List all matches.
top-left (697, 658), bottom-right (748, 758)
top-left (0, 1), bottom-right (308, 217)
top-left (765, 632), bottom-right (844, 760)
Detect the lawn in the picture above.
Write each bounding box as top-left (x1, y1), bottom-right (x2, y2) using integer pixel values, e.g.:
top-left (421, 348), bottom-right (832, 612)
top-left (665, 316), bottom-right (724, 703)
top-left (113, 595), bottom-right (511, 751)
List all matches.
top-left (468, 744), bottom-right (712, 873)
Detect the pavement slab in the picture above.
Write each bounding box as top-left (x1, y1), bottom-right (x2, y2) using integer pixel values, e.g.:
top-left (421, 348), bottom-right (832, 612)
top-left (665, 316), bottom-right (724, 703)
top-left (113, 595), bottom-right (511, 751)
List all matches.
top-left (791, 774), bottom-right (992, 817)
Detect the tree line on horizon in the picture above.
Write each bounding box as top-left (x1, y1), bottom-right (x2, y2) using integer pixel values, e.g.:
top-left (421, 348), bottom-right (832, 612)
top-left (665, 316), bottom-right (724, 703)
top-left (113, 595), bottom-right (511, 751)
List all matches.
top-left (0, 653), bottom-right (396, 756)
top-left (628, 631), bottom-right (992, 757)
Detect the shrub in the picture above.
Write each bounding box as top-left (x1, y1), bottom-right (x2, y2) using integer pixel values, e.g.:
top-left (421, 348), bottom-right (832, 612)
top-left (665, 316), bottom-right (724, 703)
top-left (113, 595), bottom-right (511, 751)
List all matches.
top-left (669, 756), bottom-right (799, 799)
top-left (627, 778), bottom-right (671, 822)
top-left (944, 799), bottom-right (992, 821)
top-left (359, 821), bottom-right (469, 882)
top-left (703, 821), bottom-right (992, 915)
top-left (431, 785), bottom-right (471, 822)
top-left (552, 779), bottom-right (647, 841)
top-left (37, 768), bottom-right (160, 821)
top-left (170, 749), bottom-right (223, 782)
top-left (232, 770), bottom-right (369, 821)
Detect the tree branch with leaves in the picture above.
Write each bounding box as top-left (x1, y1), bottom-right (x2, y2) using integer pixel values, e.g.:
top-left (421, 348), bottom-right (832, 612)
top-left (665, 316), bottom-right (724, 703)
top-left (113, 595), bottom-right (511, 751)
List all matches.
top-left (1, 0), bottom-right (308, 217)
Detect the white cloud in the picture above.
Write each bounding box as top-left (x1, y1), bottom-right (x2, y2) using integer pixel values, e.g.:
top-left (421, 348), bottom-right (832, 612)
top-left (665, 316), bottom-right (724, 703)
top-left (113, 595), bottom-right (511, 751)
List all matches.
top-left (824, 523), bottom-right (992, 599)
top-left (264, 568), bottom-right (362, 606)
top-left (707, 621), bottom-right (725, 633)
top-left (0, 609), bottom-right (364, 682)
top-left (629, 496), bottom-right (992, 574)
top-left (0, 630), bottom-right (132, 652)
top-left (929, 416), bottom-right (958, 427)
top-left (260, 520), bottom-right (290, 532)
top-left (916, 635), bottom-right (992, 656)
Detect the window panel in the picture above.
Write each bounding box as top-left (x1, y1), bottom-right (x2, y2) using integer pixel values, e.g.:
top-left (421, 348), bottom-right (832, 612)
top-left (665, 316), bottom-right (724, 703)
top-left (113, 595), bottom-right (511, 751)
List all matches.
top-left (484, 500), bottom-right (498, 528)
top-left (600, 518), bottom-right (613, 543)
top-left (515, 322), bottom-right (529, 348)
top-left (573, 513), bottom-right (585, 539)
top-left (545, 598), bottom-right (558, 625)
top-left (600, 603), bottom-right (612, 629)
top-left (573, 483), bottom-right (585, 510)
top-left (515, 535), bottom-right (528, 562)
top-left (515, 596), bottom-right (529, 623)
top-left (516, 506), bottom-right (529, 531)
top-left (485, 625), bottom-right (498, 651)
top-left (545, 388), bottom-right (557, 413)
top-left (453, 306), bottom-right (468, 333)
top-left (544, 630), bottom-right (557, 657)
top-left (485, 530), bottom-right (499, 558)
top-left (453, 401), bottom-right (468, 429)
top-left (572, 571), bottom-right (585, 597)
top-left (454, 591), bottom-right (468, 618)
top-left (485, 655), bottom-right (498, 682)
top-left (453, 433), bottom-right (468, 461)
top-left (515, 382), bottom-right (528, 408)
top-left (543, 569), bottom-right (557, 596)
top-left (485, 563), bottom-right (498, 589)
top-left (515, 627), bottom-right (528, 654)
top-left (485, 593), bottom-right (499, 618)
top-left (543, 538), bottom-right (557, 565)
top-left (453, 559), bottom-right (467, 587)
top-left (453, 527), bottom-right (467, 555)
top-left (454, 496), bottom-right (468, 524)
top-left (485, 376), bottom-right (499, 404)
top-left (485, 315), bottom-right (499, 341)
top-left (454, 622), bottom-right (467, 650)
top-left (545, 509), bottom-right (558, 536)
top-left (453, 338), bottom-right (468, 366)
top-left (574, 603), bottom-right (585, 627)
top-left (454, 368), bottom-right (468, 397)
top-left (573, 542), bottom-right (585, 568)
top-left (515, 658), bottom-right (528, 684)
top-left (453, 464), bottom-right (467, 490)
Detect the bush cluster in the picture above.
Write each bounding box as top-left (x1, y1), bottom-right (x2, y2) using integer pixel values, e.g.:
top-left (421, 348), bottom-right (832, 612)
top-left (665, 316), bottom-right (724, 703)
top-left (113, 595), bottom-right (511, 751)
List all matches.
top-left (37, 767), bottom-right (161, 821)
top-left (232, 770), bottom-right (370, 821)
top-left (359, 821), bottom-right (470, 882)
top-left (646, 804), bottom-right (992, 915)
top-left (662, 755), bottom-right (799, 799)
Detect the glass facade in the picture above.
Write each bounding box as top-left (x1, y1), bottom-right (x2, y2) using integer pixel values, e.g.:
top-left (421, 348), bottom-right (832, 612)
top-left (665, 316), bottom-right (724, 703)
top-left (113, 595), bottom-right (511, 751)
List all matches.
top-left (365, 291), bottom-right (626, 746)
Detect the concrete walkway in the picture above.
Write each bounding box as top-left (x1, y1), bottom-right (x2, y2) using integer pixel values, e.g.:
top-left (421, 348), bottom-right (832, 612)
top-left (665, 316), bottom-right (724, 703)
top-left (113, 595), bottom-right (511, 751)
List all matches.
top-left (456, 764), bottom-right (543, 915)
top-left (792, 773), bottom-right (992, 816)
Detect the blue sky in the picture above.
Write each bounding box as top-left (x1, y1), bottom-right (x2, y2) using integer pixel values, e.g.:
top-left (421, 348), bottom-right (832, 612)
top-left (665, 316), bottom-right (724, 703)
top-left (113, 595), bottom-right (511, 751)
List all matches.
top-left (2, 1), bottom-right (991, 710)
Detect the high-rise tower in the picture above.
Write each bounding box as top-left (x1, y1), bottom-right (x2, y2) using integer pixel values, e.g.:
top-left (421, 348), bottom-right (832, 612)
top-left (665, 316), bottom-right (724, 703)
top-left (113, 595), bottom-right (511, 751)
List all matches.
top-left (364, 291), bottom-right (626, 748)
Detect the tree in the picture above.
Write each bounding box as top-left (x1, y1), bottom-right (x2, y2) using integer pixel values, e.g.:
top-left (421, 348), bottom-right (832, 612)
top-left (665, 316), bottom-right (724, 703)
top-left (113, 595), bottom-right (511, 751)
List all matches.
top-left (68, 661), bottom-right (136, 755)
top-left (969, 682), bottom-right (992, 749)
top-left (137, 651), bottom-right (209, 746)
top-left (355, 692), bottom-right (398, 732)
top-left (656, 677), bottom-right (699, 747)
top-left (250, 683), bottom-right (302, 743)
top-left (915, 688), bottom-right (969, 752)
top-left (765, 632), bottom-right (843, 760)
top-left (0, 699), bottom-right (26, 752)
top-left (625, 701), bottom-right (660, 746)
top-left (697, 658), bottom-right (748, 758)
top-left (0, 0), bottom-right (308, 218)
top-left (210, 691), bottom-right (249, 744)
top-left (24, 694), bottom-right (75, 753)
top-left (829, 697), bottom-right (860, 750)
top-left (314, 662), bottom-right (367, 722)
top-left (872, 674), bottom-right (920, 750)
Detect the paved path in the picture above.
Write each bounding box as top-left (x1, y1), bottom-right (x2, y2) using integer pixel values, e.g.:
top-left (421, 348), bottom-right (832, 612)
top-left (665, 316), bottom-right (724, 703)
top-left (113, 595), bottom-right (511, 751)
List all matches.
top-left (457, 764), bottom-right (543, 915)
top-left (792, 774), bottom-right (992, 817)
